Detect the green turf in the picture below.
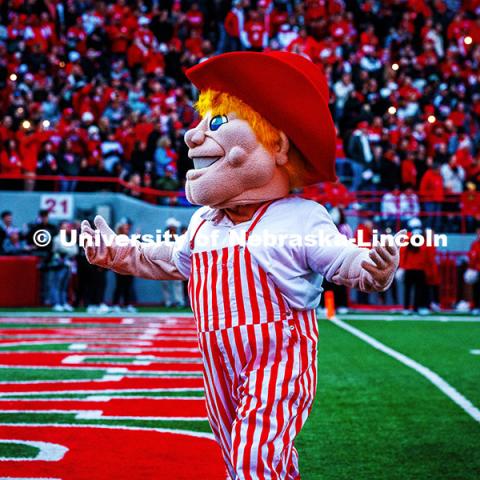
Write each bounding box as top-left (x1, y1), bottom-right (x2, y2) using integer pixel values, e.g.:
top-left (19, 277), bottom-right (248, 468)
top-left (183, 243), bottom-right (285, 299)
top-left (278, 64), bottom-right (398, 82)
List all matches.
top-left (84, 357), bottom-right (138, 363)
top-left (0, 342), bottom-right (72, 352)
top-left (0, 442), bottom-right (39, 458)
top-left (1, 312), bottom-right (479, 479)
top-left (0, 412), bottom-right (211, 433)
top-left (297, 319), bottom-right (480, 480)
top-left (1, 389), bottom-right (204, 399)
top-left (346, 319), bottom-right (480, 407)
top-left (0, 367), bottom-right (106, 381)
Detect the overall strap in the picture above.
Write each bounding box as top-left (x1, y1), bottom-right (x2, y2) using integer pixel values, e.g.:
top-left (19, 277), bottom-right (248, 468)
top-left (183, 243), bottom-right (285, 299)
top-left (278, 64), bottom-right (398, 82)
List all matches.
top-left (189, 219), bottom-right (207, 250)
top-left (245, 200), bottom-right (275, 241)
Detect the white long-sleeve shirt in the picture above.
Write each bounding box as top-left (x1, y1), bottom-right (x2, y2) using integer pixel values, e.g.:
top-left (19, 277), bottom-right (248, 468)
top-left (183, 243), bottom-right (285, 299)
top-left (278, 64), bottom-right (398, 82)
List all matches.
top-left (172, 196), bottom-right (361, 310)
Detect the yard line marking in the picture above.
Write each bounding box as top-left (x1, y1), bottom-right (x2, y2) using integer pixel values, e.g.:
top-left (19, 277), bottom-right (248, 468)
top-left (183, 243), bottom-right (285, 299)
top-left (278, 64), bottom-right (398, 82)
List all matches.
top-left (470, 350), bottom-right (480, 355)
top-left (335, 314), bottom-right (480, 322)
top-left (0, 410), bottom-right (208, 422)
top-left (0, 423), bottom-right (215, 440)
top-left (331, 317), bottom-right (480, 423)
top-left (0, 387), bottom-right (204, 397)
top-left (0, 477), bottom-right (61, 479)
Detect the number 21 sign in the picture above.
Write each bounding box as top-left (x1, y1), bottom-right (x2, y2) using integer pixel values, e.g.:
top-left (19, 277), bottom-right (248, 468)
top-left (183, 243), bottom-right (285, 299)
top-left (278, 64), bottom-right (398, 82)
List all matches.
top-left (40, 194), bottom-right (74, 220)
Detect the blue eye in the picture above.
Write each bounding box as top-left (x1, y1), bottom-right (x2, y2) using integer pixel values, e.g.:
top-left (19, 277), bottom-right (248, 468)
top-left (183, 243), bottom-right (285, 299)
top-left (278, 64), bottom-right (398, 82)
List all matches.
top-left (209, 115), bottom-right (228, 131)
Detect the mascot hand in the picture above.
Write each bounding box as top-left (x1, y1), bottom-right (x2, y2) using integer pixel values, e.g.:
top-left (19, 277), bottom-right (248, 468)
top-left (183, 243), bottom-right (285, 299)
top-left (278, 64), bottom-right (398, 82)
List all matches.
top-left (81, 215), bottom-right (120, 267)
top-left (360, 230), bottom-right (406, 292)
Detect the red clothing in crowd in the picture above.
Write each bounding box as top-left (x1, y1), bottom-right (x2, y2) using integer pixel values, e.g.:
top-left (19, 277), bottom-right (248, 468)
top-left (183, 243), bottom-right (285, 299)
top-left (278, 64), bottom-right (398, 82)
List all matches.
top-left (401, 158), bottom-right (417, 187)
top-left (468, 238), bottom-right (480, 271)
top-left (425, 244), bottom-right (440, 285)
top-left (185, 9), bottom-right (204, 33)
top-left (461, 191), bottom-right (480, 217)
top-left (399, 243), bottom-right (430, 272)
top-left (225, 10), bottom-right (242, 38)
top-left (0, 149), bottom-right (22, 174)
top-left (355, 223), bottom-right (373, 248)
top-left (419, 169), bottom-right (445, 201)
top-left (244, 20), bottom-right (267, 49)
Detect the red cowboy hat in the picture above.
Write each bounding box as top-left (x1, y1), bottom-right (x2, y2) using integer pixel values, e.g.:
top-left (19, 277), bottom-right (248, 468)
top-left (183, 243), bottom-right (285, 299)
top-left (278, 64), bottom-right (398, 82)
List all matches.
top-left (186, 51), bottom-right (336, 184)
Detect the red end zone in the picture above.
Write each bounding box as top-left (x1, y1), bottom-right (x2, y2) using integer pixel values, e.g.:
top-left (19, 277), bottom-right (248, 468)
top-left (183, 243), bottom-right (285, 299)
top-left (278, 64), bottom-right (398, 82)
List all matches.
top-left (0, 315), bottom-right (224, 479)
top-left (0, 425), bottom-right (224, 480)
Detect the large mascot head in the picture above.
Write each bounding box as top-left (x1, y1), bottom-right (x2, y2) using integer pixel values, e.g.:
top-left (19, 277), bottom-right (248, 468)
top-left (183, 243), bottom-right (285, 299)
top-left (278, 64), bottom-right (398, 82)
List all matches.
top-left (184, 52), bottom-right (336, 208)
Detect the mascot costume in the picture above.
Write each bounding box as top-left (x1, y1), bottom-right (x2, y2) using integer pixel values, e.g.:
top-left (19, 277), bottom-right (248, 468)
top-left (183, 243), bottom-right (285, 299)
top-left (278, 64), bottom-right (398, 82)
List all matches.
top-left (82, 52), bottom-right (401, 479)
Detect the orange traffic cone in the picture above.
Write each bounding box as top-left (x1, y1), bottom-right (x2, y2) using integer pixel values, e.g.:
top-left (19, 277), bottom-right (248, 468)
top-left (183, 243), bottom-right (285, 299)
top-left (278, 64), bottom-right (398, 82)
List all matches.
top-left (324, 291), bottom-right (336, 319)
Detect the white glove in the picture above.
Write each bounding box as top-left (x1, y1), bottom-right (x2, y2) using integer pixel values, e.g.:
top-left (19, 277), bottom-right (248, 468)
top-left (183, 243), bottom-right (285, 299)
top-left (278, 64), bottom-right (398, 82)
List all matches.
top-left (81, 215), bottom-right (184, 280)
top-left (331, 230), bottom-right (406, 293)
top-left (81, 215), bottom-right (119, 268)
top-left (359, 229), bottom-right (406, 292)
top-left (464, 268), bottom-right (479, 285)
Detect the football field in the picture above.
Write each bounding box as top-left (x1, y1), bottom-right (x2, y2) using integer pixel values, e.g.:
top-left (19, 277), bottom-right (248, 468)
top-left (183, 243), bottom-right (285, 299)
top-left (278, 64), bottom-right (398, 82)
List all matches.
top-left (0, 311), bottom-right (478, 479)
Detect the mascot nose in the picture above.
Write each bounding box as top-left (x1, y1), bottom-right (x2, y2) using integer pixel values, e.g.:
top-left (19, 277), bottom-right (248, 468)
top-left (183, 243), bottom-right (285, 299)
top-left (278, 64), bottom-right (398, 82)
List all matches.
top-left (185, 127), bottom-right (205, 147)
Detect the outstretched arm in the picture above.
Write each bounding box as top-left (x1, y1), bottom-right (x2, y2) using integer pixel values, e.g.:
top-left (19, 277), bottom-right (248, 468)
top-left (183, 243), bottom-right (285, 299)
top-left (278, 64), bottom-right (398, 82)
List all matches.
top-left (81, 216), bottom-right (186, 281)
top-left (330, 234), bottom-right (403, 292)
top-left (304, 203), bottom-right (403, 293)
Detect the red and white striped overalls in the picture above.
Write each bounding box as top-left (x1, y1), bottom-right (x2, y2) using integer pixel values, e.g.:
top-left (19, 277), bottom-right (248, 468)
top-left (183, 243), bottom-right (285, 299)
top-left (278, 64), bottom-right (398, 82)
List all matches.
top-left (188, 201), bottom-right (319, 480)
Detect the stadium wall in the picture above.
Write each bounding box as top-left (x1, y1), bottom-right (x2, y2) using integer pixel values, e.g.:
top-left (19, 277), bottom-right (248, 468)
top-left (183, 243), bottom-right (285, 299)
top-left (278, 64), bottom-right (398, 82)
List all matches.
top-left (0, 192), bottom-right (474, 305)
top-left (0, 191), bottom-right (196, 304)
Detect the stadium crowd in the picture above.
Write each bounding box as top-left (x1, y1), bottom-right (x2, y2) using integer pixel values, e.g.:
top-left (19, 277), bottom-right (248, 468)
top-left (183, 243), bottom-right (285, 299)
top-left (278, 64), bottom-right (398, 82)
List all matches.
top-left (1, 0), bottom-right (480, 311)
top-left (0, 0), bottom-right (479, 216)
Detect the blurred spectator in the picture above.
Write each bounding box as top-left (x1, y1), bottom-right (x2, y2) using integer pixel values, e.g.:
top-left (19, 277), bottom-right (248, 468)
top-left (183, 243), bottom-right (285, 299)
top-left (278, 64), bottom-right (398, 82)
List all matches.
top-left (461, 183), bottom-right (480, 232)
top-left (160, 217), bottom-right (185, 307)
top-left (466, 228), bottom-right (480, 315)
top-left (50, 221), bottom-right (79, 312)
top-left (441, 156), bottom-right (465, 194)
top-left (26, 209), bottom-right (58, 305)
top-left (399, 186), bottom-right (420, 224)
top-left (397, 220), bottom-right (430, 315)
top-left (419, 163), bottom-right (444, 231)
top-left (381, 188), bottom-right (401, 230)
top-left (3, 228), bottom-right (31, 255)
top-left (347, 121), bottom-right (374, 191)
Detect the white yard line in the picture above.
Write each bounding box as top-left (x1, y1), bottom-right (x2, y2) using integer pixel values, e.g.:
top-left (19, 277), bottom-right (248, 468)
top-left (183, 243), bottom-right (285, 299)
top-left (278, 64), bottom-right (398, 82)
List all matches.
top-left (331, 317), bottom-right (480, 423)
top-left (0, 422), bottom-right (214, 440)
top-left (334, 314), bottom-right (480, 322)
top-left (0, 312), bottom-right (194, 318)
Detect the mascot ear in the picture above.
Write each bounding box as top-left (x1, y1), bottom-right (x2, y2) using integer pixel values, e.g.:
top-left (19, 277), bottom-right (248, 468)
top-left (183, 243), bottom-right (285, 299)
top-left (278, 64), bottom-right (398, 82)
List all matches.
top-left (275, 131), bottom-right (290, 166)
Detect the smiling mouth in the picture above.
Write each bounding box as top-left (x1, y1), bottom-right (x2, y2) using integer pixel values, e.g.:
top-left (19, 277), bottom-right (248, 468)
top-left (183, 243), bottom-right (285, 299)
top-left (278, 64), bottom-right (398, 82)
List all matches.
top-left (191, 156), bottom-right (221, 169)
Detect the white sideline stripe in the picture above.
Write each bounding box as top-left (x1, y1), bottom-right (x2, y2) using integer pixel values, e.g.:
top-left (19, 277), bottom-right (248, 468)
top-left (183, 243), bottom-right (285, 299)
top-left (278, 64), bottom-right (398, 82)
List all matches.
top-left (0, 477), bottom-right (61, 479)
top-left (0, 373), bottom-right (201, 385)
top-left (0, 422), bottom-right (215, 440)
top-left (0, 312), bottom-right (195, 318)
top-left (470, 350), bottom-right (480, 355)
top-left (0, 387), bottom-right (203, 397)
top-left (0, 396), bottom-right (205, 402)
top-left (336, 314), bottom-right (480, 322)
top-left (0, 409), bottom-right (208, 422)
top-left (331, 317), bottom-right (480, 423)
